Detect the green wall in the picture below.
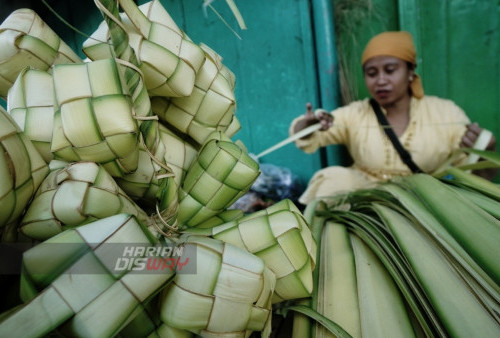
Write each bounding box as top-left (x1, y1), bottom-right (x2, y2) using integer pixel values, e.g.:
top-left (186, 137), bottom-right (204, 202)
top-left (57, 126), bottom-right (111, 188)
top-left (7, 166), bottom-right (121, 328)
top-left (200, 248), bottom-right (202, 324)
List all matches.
top-left (401, 0), bottom-right (500, 137)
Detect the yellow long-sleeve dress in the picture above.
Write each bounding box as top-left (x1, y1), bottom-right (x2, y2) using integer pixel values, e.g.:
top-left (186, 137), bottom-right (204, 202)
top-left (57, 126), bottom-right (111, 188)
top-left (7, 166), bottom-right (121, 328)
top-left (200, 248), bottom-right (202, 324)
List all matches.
top-left (290, 96), bottom-right (469, 204)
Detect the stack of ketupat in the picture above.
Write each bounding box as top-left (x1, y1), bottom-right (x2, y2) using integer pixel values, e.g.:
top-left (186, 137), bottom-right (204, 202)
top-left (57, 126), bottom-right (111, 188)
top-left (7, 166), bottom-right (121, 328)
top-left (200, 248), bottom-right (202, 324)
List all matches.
top-left (0, 0), bottom-right (317, 337)
top-left (1, 0), bottom-right (500, 337)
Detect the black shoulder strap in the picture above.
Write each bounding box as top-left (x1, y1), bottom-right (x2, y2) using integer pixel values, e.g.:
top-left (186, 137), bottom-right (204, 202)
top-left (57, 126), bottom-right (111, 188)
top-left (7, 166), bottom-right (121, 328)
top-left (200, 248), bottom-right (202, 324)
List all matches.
top-left (369, 98), bottom-right (423, 173)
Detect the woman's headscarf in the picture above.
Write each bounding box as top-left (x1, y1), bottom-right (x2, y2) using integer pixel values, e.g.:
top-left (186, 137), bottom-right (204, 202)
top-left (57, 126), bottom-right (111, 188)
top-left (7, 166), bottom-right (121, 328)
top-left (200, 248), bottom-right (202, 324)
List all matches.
top-left (361, 31), bottom-right (424, 98)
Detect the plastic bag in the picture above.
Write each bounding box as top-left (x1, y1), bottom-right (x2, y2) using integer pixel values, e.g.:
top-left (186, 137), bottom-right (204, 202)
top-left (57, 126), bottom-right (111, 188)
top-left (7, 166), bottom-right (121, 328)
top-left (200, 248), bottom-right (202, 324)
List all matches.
top-left (231, 163), bottom-right (305, 213)
top-left (252, 163), bottom-right (304, 201)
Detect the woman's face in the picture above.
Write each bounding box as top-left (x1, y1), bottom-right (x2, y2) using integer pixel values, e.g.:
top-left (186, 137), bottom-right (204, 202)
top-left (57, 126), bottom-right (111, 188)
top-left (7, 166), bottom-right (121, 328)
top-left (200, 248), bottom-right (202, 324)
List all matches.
top-left (363, 56), bottom-right (414, 107)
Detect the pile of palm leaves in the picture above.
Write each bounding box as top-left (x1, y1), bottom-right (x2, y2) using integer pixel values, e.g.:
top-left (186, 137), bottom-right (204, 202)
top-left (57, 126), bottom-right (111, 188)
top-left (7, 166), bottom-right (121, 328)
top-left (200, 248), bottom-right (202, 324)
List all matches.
top-left (288, 154), bottom-right (500, 337)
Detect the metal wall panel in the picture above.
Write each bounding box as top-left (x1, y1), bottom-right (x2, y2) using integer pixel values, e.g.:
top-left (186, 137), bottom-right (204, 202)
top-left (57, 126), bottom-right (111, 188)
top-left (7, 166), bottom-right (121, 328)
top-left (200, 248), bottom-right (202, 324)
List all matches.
top-left (164, 0), bottom-right (323, 183)
top-left (406, 0), bottom-right (500, 136)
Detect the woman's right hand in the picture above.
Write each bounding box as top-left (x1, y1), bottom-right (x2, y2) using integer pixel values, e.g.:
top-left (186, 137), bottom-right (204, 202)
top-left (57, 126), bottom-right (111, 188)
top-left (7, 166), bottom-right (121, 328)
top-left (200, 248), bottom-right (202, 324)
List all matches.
top-left (293, 102), bottom-right (333, 134)
top-left (309, 103), bottom-right (334, 131)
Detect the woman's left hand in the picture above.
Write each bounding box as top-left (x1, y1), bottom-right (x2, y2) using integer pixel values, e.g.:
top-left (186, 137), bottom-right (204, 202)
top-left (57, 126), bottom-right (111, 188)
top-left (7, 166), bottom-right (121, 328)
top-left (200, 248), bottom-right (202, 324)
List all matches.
top-left (460, 123), bottom-right (498, 180)
top-left (460, 123), bottom-right (496, 151)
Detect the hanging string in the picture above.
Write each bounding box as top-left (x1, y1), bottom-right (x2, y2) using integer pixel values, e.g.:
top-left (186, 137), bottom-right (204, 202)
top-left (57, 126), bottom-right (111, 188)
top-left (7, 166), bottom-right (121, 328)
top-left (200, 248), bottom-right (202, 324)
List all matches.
top-left (148, 202), bottom-right (179, 238)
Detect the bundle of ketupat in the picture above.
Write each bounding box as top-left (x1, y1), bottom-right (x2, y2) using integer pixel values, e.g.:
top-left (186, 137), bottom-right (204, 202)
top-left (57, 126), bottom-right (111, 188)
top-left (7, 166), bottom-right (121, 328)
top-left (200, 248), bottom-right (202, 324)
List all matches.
top-left (149, 43), bottom-right (237, 146)
top-left (51, 58), bottom-right (142, 177)
top-left (0, 106), bottom-right (49, 229)
top-left (176, 136), bottom-right (261, 228)
top-left (7, 67), bottom-right (56, 163)
top-left (18, 161), bottom-right (149, 241)
top-left (159, 234), bottom-right (276, 337)
top-left (186, 199), bottom-right (317, 304)
top-left (0, 8), bottom-right (82, 98)
top-left (2, 214), bottom-right (175, 337)
top-left (5, 47), bottom-right (144, 177)
top-left (0, 213), bottom-right (279, 337)
top-left (84, 0), bottom-right (238, 146)
top-left (83, 0), bottom-right (206, 98)
top-left (0, 1), bottom-right (318, 337)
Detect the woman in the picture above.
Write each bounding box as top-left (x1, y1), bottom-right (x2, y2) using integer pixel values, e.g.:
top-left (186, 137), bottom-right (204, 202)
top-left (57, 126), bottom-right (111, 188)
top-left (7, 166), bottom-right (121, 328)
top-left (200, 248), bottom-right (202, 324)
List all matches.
top-left (290, 31), bottom-right (497, 205)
